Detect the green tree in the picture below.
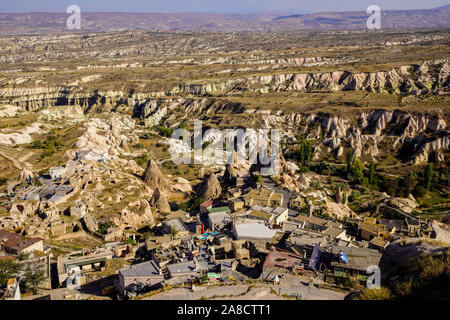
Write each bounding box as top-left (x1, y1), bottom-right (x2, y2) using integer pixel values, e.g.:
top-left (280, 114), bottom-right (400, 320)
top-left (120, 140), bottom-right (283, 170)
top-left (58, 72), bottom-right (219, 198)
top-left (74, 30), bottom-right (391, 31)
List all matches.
top-left (17, 251), bottom-right (30, 261)
top-left (346, 148), bottom-right (354, 173)
top-left (398, 173), bottom-right (417, 197)
top-left (368, 160), bottom-right (376, 185)
top-left (0, 259), bottom-right (22, 285)
top-left (294, 140), bottom-right (313, 166)
top-left (21, 262), bottom-right (46, 294)
top-left (170, 227), bottom-right (179, 239)
top-left (414, 185), bottom-right (427, 198)
top-left (350, 158), bottom-right (364, 184)
top-left (342, 192), bottom-right (347, 205)
top-left (424, 163), bottom-right (433, 191)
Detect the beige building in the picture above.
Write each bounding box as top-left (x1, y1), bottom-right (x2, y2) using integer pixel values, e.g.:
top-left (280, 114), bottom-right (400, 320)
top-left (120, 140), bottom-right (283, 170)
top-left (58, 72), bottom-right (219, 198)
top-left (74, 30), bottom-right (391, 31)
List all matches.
top-left (118, 259), bottom-right (164, 294)
top-left (358, 217), bottom-right (387, 241)
top-left (243, 187), bottom-right (283, 208)
top-left (0, 230), bottom-right (44, 255)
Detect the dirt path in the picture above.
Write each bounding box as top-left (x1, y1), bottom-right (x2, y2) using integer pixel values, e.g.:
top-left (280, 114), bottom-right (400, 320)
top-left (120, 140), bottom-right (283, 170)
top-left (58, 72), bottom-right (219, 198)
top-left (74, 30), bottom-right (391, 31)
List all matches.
top-left (0, 150), bottom-right (22, 170)
top-left (144, 276), bottom-right (346, 301)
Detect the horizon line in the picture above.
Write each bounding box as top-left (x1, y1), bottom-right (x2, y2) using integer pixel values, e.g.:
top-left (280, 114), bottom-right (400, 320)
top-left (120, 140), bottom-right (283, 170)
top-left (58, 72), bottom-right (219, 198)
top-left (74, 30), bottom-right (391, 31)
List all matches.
top-left (0, 6), bottom-right (447, 15)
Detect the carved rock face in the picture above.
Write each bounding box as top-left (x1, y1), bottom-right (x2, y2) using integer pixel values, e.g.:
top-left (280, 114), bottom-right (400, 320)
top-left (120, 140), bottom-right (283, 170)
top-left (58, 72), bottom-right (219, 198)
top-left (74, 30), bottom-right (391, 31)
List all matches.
top-left (143, 158), bottom-right (172, 193)
top-left (196, 173), bottom-right (222, 200)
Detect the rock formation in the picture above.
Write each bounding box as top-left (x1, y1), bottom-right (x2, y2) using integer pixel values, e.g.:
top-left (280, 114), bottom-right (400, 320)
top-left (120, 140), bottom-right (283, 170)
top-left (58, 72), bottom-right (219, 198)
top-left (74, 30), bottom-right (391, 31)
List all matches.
top-left (335, 185), bottom-right (343, 204)
top-left (196, 173), bottom-right (222, 200)
top-left (172, 177), bottom-right (192, 193)
top-left (143, 159), bottom-right (172, 193)
top-left (150, 187), bottom-right (171, 213)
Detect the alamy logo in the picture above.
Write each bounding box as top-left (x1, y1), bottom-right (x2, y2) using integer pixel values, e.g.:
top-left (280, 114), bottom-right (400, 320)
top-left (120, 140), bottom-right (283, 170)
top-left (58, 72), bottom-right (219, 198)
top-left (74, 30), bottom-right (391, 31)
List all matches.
top-left (366, 265), bottom-right (381, 289)
top-left (66, 5), bottom-right (81, 30)
top-left (367, 5), bottom-right (381, 30)
top-left (169, 121), bottom-right (280, 176)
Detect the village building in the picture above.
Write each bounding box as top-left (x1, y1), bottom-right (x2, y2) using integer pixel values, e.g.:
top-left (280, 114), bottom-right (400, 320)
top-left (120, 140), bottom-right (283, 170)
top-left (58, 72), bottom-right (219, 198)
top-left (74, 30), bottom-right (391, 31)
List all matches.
top-left (262, 249), bottom-right (305, 283)
top-left (368, 237), bottom-right (390, 252)
top-left (285, 229), bottom-right (327, 265)
top-left (271, 207), bottom-right (289, 226)
top-left (208, 210), bottom-right (233, 231)
top-left (228, 198), bottom-right (245, 212)
top-left (164, 218), bottom-right (190, 238)
top-left (1, 278), bottom-right (21, 300)
top-left (321, 226), bottom-right (352, 242)
top-left (295, 214), bottom-right (342, 232)
top-left (166, 260), bottom-right (199, 285)
top-left (0, 229), bottom-right (44, 255)
top-left (57, 250), bottom-right (114, 286)
top-left (379, 219), bottom-right (408, 234)
top-left (231, 240), bottom-right (251, 261)
top-left (358, 217), bottom-right (388, 241)
top-left (245, 205), bottom-right (289, 227)
top-left (50, 220), bottom-right (70, 237)
top-left (325, 246), bottom-right (382, 283)
top-left (199, 200), bottom-right (213, 214)
top-left (246, 210), bottom-right (274, 224)
top-left (118, 259), bottom-right (164, 295)
top-left (49, 166), bottom-right (67, 180)
top-left (232, 218), bottom-right (277, 241)
top-left (165, 210), bottom-right (190, 222)
top-left (243, 186), bottom-right (283, 208)
top-left (145, 235), bottom-right (173, 251)
top-left (405, 219), bottom-right (421, 236)
top-left (282, 218), bottom-right (305, 233)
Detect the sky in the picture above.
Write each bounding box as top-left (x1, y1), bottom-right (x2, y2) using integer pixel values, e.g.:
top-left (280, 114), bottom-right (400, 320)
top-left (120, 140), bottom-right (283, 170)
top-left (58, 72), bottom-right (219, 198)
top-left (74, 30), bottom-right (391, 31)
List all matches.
top-left (0, 0), bottom-right (448, 14)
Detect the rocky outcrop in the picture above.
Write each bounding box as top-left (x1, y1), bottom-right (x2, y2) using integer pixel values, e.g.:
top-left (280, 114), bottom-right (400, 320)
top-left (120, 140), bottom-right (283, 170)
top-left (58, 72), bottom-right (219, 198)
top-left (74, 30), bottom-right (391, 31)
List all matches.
top-left (0, 122), bottom-right (42, 145)
top-left (143, 159), bottom-right (172, 193)
top-left (2, 60), bottom-right (447, 113)
top-left (114, 199), bottom-right (156, 229)
top-left (196, 173), bottom-right (222, 200)
top-left (334, 185), bottom-right (343, 204)
top-left (281, 109), bottom-right (447, 164)
top-left (298, 174), bottom-right (310, 191)
top-left (74, 116), bottom-right (138, 155)
top-left (413, 135), bottom-right (450, 164)
top-left (149, 187), bottom-right (171, 213)
top-left (380, 239), bottom-right (449, 281)
top-left (172, 177), bottom-right (193, 193)
top-left (431, 220), bottom-right (450, 245)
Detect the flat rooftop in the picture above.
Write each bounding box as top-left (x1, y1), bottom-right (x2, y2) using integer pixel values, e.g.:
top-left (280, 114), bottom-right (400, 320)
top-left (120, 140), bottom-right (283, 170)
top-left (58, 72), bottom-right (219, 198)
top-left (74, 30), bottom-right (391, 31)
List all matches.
top-left (234, 222), bottom-right (277, 240)
top-left (264, 249), bottom-right (303, 269)
top-left (165, 218), bottom-right (188, 232)
top-left (119, 260), bottom-right (161, 278)
top-left (330, 246), bottom-right (382, 271)
top-left (166, 260), bottom-right (197, 275)
top-left (289, 229), bottom-right (326, 247)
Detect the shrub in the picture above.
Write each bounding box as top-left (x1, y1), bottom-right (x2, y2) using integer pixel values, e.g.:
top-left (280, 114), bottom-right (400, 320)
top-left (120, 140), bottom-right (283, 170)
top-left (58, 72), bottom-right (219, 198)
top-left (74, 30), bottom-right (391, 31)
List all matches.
top-left (133, 143), bottom-right (145, 149)
top-left (157, 126), bottom-right (174, 138)
top-left (357, 288), bottom-right (392, 300)
top-left (414, 185), bottom-right (427, 198)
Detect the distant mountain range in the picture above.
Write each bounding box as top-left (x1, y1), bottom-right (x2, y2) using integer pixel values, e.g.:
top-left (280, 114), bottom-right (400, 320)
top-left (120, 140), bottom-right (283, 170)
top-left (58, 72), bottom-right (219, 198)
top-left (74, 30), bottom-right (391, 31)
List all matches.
top-left (0, 6), bottom-right (449, 35)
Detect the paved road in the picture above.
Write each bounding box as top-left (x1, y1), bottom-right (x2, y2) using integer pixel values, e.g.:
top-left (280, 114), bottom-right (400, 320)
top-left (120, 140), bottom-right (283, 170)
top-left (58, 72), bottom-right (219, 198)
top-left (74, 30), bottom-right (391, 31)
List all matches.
top-left (144, 276), bottom-right (346, 301)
